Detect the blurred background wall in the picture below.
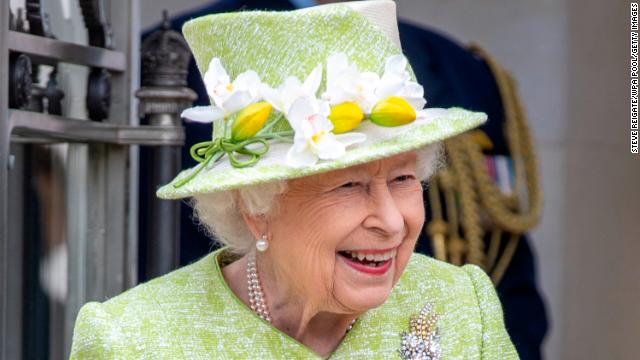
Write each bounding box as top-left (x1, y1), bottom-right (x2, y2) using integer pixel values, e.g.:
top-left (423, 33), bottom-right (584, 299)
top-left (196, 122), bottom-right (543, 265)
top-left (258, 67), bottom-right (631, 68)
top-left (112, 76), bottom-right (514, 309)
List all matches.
top-left (139, 0), bottom-right (639, 358)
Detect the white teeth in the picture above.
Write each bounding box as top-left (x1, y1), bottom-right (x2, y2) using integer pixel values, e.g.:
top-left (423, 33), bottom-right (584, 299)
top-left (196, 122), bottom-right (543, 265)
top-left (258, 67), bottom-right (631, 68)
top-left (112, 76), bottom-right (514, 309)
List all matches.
top-left (343, 248), bottom-right (397, 262)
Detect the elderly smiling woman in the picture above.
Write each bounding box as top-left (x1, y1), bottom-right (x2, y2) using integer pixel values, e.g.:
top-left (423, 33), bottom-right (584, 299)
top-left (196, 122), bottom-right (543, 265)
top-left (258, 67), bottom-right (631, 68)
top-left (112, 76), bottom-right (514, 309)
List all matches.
top-left (70, 1), bottom-right (517, 359)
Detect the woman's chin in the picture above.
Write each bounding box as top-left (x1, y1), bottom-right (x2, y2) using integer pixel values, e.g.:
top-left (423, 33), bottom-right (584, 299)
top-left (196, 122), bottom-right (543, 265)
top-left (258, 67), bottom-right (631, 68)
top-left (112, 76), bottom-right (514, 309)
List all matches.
top-left (335, 285), bottom-right (392, 312)
top-left (333, 253), bottom-right (396, 311)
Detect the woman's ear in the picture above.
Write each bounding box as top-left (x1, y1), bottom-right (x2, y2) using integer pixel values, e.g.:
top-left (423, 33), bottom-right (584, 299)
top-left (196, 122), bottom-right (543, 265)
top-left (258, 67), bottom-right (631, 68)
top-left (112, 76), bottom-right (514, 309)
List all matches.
top-left (241, 211), bottom-right (268, 239)
top-left (235, 190), bottom-right (268, 239)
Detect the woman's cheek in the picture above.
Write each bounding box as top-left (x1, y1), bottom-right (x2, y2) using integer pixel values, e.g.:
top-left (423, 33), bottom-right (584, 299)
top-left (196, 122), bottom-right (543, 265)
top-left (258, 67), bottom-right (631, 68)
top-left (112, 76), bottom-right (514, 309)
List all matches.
top-left (395, 184), bottom-right (425, 220)
top-left (316, 192), bottom-right (367, 228)
top-left (393, 239), bottom-right (415, 284)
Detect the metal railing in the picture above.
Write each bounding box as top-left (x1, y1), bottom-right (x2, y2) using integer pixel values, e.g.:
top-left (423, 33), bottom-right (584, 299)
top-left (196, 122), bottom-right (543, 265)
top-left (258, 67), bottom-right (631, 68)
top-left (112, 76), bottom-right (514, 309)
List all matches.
top-left (0, 1), bottom-right (190, 358)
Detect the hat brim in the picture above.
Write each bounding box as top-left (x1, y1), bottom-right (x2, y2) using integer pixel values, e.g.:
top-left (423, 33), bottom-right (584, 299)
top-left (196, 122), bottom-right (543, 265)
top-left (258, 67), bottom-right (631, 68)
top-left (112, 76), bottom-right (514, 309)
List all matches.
top-left (156, 107), bottom-right (485, 199)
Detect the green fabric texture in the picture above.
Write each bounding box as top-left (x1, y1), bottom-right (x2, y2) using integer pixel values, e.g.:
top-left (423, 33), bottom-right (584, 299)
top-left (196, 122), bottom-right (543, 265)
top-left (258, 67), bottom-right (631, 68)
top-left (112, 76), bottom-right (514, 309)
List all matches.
top-left (155, 3), bottom-right (487, 199)
top-left (70, 248), bottom-right (518, 359)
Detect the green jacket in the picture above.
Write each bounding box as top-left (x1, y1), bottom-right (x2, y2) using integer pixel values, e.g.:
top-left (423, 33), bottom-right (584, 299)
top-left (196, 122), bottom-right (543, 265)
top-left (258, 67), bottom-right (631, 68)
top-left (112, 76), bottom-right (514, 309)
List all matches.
top-left (70, 249), bottom-right (518, 359)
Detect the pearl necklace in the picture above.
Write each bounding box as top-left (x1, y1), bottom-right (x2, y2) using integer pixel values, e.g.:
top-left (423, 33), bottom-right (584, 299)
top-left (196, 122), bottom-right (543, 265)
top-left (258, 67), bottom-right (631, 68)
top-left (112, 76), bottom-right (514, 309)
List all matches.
top-left (247, 252), bottom-right (272, 322)
top-left (246, 253), bottom-right (356, 332)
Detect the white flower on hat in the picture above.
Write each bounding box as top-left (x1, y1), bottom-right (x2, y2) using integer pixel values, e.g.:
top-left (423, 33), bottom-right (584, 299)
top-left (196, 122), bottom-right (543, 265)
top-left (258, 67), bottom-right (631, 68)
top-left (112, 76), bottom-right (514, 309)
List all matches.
top-left (321, 53), bottom-right (426, 116)
top-left (321, 52), bottom-right (380, 113)
top-left (286, 96), bottom-right (366, 167)
top-left (181, 57), bottom-right (262, 123)
top-left (261, 64), bottom-right (323, 114)
top-left (373, 55), bottom-right (426, 112)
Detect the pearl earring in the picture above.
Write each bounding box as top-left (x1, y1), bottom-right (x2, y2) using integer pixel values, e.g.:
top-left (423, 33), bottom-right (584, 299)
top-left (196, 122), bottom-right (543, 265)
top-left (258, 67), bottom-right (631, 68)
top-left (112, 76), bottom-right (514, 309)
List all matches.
top-left (256, 234), bottom-right (269, 252)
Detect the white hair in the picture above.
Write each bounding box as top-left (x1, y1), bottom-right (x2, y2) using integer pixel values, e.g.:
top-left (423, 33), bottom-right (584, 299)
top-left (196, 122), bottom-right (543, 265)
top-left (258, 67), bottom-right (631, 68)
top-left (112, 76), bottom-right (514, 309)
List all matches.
top-left (190, 143), bottom-right (444, 255)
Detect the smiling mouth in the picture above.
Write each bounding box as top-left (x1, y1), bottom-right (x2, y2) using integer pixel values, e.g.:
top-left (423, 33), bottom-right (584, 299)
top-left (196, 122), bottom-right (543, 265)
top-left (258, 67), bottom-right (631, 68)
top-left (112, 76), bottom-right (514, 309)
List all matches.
top-left (337, 248), bottom-right (397, 269)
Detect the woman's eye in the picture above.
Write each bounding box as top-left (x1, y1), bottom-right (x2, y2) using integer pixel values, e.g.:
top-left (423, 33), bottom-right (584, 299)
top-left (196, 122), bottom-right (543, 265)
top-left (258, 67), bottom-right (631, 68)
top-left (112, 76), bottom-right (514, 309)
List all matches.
top-left (393, 175), bottom-right (414, 183)
top-left (340, 181), bottom-right (360, 189)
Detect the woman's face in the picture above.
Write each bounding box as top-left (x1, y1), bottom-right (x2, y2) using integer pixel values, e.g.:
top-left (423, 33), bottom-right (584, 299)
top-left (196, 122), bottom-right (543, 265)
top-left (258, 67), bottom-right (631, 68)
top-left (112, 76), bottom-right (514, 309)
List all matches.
top-left (265, 151), bottom-right (425, 314)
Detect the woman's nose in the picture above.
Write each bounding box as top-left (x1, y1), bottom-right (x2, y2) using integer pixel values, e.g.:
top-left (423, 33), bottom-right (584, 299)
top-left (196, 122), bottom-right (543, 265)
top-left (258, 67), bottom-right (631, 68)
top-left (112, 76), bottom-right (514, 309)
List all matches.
top-left (362, 182), bottom-right (404, 237)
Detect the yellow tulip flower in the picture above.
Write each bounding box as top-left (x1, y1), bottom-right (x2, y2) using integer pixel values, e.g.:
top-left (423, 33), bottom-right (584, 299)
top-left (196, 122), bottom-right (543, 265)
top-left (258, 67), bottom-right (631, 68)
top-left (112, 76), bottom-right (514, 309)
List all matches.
top-left (370, 96), bottom-right (416, 127)
top-left (231, 102), bottom-right (272, 141)
top-left (328, 102), bottom-right (364, 134)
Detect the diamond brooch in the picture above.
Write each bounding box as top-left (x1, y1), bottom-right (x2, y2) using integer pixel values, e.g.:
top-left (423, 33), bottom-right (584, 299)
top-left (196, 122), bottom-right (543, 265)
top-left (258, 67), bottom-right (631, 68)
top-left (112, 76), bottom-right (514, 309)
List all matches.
top-left (399, 302), bottom-right (442, 360)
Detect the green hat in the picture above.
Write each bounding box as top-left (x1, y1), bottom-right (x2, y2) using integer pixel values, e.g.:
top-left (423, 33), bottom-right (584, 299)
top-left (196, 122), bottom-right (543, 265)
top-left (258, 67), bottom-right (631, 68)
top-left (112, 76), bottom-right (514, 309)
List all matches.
top-left (156, 0), bottom-right (487, 199)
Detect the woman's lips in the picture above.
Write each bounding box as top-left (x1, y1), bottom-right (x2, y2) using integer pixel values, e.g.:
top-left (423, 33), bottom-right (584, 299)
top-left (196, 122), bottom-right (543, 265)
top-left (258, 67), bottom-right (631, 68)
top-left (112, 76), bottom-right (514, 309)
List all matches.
top-left (338, 252), bottom-right (394, 275)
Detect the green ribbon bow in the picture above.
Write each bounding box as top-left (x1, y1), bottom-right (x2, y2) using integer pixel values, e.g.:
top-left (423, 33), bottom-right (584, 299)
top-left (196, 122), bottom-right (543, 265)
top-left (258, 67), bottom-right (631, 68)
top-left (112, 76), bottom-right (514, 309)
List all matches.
top-left (172, 137), bottom-right (269, 188)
